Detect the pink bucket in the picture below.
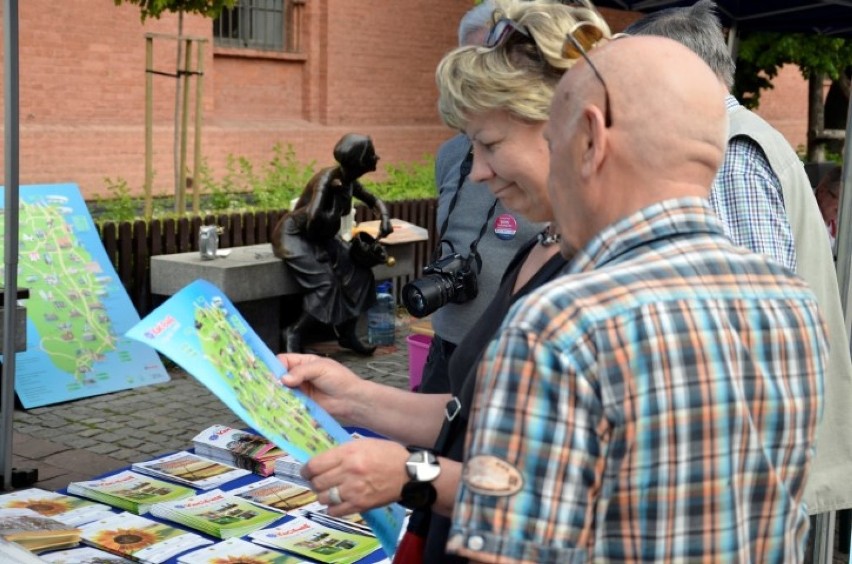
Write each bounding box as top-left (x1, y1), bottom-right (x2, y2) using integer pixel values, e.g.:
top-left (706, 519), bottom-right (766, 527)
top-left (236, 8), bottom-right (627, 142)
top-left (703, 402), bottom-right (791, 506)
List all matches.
top-left (406, 334), bottom-right (432, 391)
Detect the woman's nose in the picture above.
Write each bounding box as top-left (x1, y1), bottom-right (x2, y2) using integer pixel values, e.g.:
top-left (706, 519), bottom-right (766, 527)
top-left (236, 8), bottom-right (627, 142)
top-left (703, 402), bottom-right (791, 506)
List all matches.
top-left (469, 152), bottom-right (493, 183)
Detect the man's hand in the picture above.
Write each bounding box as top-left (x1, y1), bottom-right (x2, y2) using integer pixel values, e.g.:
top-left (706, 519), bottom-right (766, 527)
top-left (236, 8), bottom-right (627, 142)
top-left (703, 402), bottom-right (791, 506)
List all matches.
top-left (301, 439), bottom-right (409, 517)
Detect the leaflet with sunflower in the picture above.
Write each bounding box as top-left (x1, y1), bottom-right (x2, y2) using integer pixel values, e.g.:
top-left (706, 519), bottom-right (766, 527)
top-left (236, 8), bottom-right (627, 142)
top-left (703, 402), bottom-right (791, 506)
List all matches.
top-left (80, 511), bottom-right (212, 563)
top-left (0, 487), bottom-right (114, 527)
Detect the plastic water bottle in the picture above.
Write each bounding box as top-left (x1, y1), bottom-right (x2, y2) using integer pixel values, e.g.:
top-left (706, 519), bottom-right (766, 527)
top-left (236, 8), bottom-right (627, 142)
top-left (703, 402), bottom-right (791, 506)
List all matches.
top-left (368, 282), bottom-right (396, 346)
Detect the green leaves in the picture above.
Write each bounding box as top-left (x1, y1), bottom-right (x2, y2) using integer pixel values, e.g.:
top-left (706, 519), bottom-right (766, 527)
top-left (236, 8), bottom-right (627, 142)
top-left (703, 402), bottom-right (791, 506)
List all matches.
top-left (734, 31), bottom-right (852, 108)
top-left (114, 0), bottom-right (237, 21)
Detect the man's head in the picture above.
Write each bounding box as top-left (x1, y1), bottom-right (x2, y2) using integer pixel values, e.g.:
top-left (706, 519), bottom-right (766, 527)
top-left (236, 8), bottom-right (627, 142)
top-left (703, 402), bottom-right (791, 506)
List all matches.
top-left (624, 0), bottom-right (735, 91)
top-left (458, 0), bottom-right (496, 47)
top-left (544, 36), bottom-right (728, 254)
top-left (815, 165), bottom-right (843, 226)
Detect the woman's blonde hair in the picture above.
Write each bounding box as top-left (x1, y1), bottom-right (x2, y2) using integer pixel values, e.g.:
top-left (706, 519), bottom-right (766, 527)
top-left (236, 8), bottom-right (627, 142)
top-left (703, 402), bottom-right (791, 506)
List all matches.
top-left (436, 0), bottom-right (610, 130)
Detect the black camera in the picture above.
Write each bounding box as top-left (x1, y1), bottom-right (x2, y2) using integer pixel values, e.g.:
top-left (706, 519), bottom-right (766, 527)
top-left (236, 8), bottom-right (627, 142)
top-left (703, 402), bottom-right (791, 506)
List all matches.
top-left (402, 253), bottom-right (478, 318)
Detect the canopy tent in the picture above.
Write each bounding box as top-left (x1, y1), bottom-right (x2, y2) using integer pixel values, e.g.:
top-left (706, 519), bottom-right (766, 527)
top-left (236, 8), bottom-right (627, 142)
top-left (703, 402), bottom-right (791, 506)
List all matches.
top-left (595, 0), bottom-right (852, 35)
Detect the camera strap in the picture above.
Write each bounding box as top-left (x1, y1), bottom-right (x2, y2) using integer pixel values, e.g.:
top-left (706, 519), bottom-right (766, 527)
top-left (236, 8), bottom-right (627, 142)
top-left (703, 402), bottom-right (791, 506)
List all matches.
top-left (431, 144), bottom-right (498, 273)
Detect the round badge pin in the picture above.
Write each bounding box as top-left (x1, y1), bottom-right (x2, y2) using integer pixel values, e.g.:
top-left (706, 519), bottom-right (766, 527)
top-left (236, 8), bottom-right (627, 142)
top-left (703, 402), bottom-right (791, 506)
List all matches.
top-left (493, 214), bottom-right (518, 241)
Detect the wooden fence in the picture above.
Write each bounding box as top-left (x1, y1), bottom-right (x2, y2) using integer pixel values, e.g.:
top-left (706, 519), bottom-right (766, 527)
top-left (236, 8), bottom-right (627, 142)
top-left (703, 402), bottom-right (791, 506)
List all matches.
top-left (96, 198), bottom-right (438, 315)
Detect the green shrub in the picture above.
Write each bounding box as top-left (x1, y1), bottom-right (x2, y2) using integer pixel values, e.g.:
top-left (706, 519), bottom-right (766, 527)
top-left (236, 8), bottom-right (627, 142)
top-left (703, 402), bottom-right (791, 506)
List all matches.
top-left (364, 154), bottom-right (436, 200)
top-left (89, 145), bottom-right (434, 223)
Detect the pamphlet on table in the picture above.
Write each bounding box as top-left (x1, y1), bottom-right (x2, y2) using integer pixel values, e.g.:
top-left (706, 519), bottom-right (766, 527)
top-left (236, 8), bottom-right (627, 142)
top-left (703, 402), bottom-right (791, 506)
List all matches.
top-left (0, 488), bottom-right (114, 527)
top-left (80, 511), bottom-right (212, 563)
top-left (125, 279), bottom-right (405, 556)
top-left (132, 451), bottom-right (250, 490)
top-left (68, 470), bottom-right (194, 515)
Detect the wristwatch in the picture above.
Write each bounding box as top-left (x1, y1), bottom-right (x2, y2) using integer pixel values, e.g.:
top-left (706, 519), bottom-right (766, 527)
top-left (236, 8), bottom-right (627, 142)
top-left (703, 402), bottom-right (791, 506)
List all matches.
top-left (399, 448), bottom-right (440, 510)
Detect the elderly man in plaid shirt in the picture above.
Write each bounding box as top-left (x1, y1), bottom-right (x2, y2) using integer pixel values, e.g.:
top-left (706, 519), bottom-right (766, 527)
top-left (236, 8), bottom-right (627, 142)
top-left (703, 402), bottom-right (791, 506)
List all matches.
top-left (448, 36), bottom-right (827, 563)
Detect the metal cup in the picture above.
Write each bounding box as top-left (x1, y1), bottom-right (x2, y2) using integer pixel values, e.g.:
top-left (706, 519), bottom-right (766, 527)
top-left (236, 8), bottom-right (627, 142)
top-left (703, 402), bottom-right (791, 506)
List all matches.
top-left (199, 225), bottom-right (219, 260)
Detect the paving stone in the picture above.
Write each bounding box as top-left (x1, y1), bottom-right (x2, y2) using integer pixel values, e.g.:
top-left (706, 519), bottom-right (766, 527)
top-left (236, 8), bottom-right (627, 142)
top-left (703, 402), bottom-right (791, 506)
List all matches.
top-left (11, 433), bottom-right (70, 459)
top-left (61, 436), bottom-right (100, 449)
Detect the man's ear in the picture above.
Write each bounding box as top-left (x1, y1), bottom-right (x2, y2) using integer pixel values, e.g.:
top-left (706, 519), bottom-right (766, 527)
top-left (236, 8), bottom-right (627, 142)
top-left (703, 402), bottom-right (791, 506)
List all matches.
top-left (579, 104), bottom-right (607, 179)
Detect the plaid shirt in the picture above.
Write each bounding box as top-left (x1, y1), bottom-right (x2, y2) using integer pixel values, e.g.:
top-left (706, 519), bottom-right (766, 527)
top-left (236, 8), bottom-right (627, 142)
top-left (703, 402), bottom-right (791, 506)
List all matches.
top-left (709, 96), bottom-right (796, 271)
top-left (448, 199), bottom-right (826, 563)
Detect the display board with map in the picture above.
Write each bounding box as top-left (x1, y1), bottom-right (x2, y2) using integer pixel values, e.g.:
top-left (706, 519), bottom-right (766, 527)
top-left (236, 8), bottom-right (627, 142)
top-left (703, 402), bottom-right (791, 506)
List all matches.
top-left (0, 183), bottom-right (170, 408)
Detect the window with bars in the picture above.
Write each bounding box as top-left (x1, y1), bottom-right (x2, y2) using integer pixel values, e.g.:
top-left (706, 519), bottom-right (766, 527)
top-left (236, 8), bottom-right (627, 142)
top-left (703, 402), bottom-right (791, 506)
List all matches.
top-left (214, 0), bottom-right (301, 53)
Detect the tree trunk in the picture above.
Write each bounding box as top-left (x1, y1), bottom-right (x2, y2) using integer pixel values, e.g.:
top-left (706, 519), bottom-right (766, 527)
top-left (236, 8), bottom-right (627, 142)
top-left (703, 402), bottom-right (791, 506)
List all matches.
top-left (174, 11), bottom-right (185, 213)
top-left (807, 70), bottom-right (826, 162)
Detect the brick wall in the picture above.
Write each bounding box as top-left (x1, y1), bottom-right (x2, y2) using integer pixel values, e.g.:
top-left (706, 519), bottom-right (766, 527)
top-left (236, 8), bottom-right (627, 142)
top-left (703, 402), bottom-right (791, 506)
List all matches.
top-left (0, 1), bottom-right (810, 200)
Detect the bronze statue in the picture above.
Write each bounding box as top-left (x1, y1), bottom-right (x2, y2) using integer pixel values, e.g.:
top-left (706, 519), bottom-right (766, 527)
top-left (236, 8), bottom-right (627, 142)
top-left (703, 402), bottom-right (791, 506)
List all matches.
top-left (272, 133), bottom-right (393, 355)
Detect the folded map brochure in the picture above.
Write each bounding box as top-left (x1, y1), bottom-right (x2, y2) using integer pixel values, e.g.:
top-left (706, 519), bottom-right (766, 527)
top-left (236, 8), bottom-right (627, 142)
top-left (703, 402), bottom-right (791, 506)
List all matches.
top-left (150, 489), bottom-right (282, 539)
top-left (0, 488), bottom-right (114, 527)
top-left (80, 511), bottom-right (213, 563)
top-left (249, 514), bottom-right (380, 564)
top-left (132, 451), bottom-right (250, 490)
top-left (177, 537), bottom-right (308, 564)
top-left (68, 470), bottom-right (195, 515)
top-left (126, 279), bottom-right (404, 557)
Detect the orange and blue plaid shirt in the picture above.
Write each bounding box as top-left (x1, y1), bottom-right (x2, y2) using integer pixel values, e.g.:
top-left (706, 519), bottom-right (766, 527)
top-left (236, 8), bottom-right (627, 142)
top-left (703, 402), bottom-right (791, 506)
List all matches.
top-left (449, 199), bottom-right (826, 563)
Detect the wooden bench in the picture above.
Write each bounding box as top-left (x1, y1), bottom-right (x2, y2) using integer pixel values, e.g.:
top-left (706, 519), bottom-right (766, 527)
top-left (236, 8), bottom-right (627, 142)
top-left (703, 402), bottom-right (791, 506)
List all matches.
top-left (149, 219), bottom-right (428, 352)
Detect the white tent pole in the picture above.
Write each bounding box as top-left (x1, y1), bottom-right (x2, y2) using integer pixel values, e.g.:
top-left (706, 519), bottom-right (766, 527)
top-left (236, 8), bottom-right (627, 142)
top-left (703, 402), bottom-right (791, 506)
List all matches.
top-left (1, 0), bottom-right (21, 491)
top-left (835, 91), bottom-right (852, 331)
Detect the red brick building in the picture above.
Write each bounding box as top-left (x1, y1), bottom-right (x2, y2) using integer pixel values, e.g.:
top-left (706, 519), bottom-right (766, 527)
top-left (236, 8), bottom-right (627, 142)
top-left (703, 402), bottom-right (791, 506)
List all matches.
top-left (0, 1), bottom-right (807, 200)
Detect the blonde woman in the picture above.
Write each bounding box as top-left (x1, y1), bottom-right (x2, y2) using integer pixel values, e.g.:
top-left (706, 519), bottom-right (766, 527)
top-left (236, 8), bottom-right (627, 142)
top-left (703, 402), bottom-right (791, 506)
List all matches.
top-left (279, 1), bottom-right (610, 561)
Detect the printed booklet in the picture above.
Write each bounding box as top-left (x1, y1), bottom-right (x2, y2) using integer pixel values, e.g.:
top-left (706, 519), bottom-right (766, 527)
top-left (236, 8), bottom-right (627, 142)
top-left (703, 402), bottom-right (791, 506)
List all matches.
top-left (80, 511), bottom-right (212, 563)
top-left (149, 489), bottom-right (282, 539)
top-left (229, 476), bottom-right (323, 514)
top-left (177, 537), bottom-right (309, 564)
top-left (132, 451), bottom-right (250, 490)
top-left (0, 507), bottom-right (81, 552)
top-left (249, 515), bottom-right (380, 564)
top-left (192, 424), bottom-right (286, 477)
top-left (40, 545), bottom-right (135, 563)
top-left (0, 488), bottom-right (114, 526)
top-left (126, 279), bottom-right (404, 556)
top-left (68, 470), bottom-right (195, 515)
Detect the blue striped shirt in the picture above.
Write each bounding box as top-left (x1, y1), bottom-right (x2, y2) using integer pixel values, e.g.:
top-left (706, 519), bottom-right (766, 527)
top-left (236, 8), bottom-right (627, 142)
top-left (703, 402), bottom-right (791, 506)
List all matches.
top-left (449, 199), bottom-right (826, 563)
top-left (709, 96), bottom-right (796, 270)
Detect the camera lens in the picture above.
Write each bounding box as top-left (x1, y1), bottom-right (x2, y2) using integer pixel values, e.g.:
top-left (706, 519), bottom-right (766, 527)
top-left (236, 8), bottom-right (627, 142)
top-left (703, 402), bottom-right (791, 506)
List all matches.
top-left (402, 275), bottom-right (455, 318)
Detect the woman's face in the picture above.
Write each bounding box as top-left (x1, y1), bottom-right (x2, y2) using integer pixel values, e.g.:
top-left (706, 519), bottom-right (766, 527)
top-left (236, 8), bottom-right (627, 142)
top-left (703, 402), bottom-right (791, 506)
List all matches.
top-left (465, 109), bottom-right (553, 222)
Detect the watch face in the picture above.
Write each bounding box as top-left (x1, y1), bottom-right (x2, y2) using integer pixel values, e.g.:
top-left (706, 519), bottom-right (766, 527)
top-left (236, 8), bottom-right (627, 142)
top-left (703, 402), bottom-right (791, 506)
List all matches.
top-left (406, 450), bottom-right (441, 482)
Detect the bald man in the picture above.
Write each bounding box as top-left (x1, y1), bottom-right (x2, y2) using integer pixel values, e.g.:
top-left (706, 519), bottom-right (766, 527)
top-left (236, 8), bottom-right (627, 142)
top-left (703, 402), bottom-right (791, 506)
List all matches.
top-left (447, 37), bottom-right (828, 563)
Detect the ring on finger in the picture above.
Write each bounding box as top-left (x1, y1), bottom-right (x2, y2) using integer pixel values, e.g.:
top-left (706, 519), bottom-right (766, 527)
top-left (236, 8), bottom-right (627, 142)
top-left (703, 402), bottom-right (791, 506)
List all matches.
top-left (328, 485), bottom-right (343, 506)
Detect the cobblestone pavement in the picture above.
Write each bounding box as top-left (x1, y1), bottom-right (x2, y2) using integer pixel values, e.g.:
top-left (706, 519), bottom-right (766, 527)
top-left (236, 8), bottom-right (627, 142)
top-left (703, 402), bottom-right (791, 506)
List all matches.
top-left (11, 327), bottom-right (412, 492)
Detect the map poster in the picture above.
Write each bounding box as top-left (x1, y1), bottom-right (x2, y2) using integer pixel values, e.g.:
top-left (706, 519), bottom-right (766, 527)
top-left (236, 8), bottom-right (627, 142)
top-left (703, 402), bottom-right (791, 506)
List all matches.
top-left (125, 280), bottom-right (405, 557)
top-left (0, 183), bottom-right (170, 408)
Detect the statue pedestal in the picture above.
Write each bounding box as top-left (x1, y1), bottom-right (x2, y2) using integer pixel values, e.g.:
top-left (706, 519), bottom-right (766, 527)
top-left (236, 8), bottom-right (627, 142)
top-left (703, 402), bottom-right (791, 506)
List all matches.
top-left (150, 220), bottom-right (428, 352)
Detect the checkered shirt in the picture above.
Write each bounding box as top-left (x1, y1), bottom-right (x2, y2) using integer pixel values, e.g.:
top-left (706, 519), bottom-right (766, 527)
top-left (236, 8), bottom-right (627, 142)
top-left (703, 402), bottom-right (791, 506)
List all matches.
top-left (709, 96), bottom-right (797, 271)
top-left (448, 199), bottom-right (826, 563)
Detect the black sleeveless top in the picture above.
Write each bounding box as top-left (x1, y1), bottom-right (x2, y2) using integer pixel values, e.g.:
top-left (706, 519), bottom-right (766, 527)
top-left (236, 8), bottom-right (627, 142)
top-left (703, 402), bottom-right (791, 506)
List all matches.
top-left (418, 236), bottom-right (569, 563)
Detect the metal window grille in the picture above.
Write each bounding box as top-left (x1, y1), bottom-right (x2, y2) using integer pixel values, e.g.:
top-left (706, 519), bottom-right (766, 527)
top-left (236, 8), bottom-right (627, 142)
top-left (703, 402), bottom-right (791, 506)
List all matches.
top-left (214, 0), bottom-right (288, 52)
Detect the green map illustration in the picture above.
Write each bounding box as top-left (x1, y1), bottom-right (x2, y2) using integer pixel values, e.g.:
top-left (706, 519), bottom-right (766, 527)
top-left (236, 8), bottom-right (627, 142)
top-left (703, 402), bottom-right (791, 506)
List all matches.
top-left (0, 184), bottom-right (169, 408)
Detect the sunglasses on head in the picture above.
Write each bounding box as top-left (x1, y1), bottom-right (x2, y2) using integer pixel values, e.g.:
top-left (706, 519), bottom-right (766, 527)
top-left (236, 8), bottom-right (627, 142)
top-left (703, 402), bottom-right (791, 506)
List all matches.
top-left (562, 22), bottom-right (612, 127)
top-left (484, 17), bottom-right (532, 49)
